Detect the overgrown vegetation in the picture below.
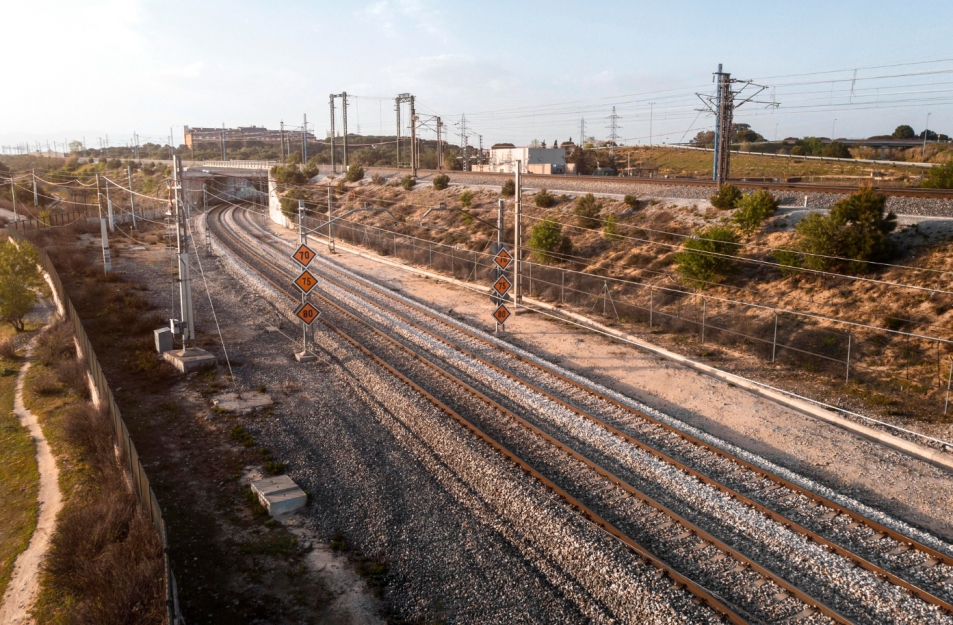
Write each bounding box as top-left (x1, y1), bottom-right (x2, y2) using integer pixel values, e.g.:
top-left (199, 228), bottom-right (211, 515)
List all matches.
top-left (573, 193), bottom-right (602, 228)
top-left (432, 174), bottom-right (449, 190)
top-left (673, 225), bottom-right (741, 288)
top-left (500, 178), bottom-right (515, 197)
top-left (732, 190), bottom-right (779, 235)
top-left (27, 323), bottom-right (165, 625)
top-left (459, 189), bottom-right (474, 208)
top-left (623, 194), bottom-right (639, 209)
top-left (709, 183), bottom-right (742, 209)
top-left (400, 175), bottom-right (416, 190)
top-left (279, 188), bottom-right (312, 221)
top-left (921, 162), bottom-right (953, 189)
top-left (603, 213), bottom-right (622, 240)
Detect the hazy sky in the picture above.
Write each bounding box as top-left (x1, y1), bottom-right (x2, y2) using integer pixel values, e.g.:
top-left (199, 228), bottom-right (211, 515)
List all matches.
top-left (4, 0), bottom-right (952, 150)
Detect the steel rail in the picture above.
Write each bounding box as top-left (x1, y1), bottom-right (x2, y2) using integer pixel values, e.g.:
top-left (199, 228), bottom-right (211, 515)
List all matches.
top-left (214, 206), bottom-right (860, 624)
top-left (233, 205), bottom-right (953, 616)
top-left (366, 167), bottom-right (953, 199)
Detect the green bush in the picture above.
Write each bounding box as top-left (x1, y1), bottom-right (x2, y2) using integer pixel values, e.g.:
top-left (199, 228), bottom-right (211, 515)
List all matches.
top-left (432, 174), bottom-right (450, 190)
top-left (732, 190), bottom-right (779, 235)
top-left (921, 162), bottom-right (953, 189)
top-left (500, 179), bottom-right (515, 197)
top-left (771, 248), bottom-right (802, 276)
top-left (400, 175), bottom-right (416, 190)
top-left (535, 188), bottom-right (555, 208)
top-left (792, 186), bottom-right (896, 273)
top-left (270, 164), bottom-right (305, 184)
top-left (603, 214), bottom-right (622, 241)
top-left (371, 173), bottom-right (385, 185)
top-left (673, 225), bottom-right (740, 288)
top-left (344, 164), bottom-right (363, 182)
top-left (623, 194), bottom-right (639, 209)
top-left (0, 240), bottom-right (42, 331)
top-left (279, 188), bottom-right (311, 220)
top-left (822, 141), bottom-right (851, 159)
top-left (528, 218), bottom-right (572, 264)
top-left (459, 189), bottom-right (474, 208)
top-left (709, 183), bottom-right (742, 209)
top-left (574, 193), bottom-right (601, 228)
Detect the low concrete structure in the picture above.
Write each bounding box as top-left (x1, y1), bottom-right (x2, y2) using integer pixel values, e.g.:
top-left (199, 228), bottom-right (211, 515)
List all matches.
top-left (478, 146), bottom-right (568, 174)
top-left (163, 347), bottom-right (216, 373)
top-left (212, 392), bottom-right (273, 414)
top-left (251, 475), bottom-right (307, 517)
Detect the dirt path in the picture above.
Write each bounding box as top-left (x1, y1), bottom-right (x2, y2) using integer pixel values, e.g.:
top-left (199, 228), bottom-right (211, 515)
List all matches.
top-left (0, 336), bottom-right (63, 625)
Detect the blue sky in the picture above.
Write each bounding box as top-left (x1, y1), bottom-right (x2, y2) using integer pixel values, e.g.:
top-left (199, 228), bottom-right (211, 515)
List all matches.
top-left (3, 0), bottom-right (952, 150)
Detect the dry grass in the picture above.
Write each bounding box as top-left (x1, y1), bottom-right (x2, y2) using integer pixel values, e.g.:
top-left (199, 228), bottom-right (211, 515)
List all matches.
top-left (0, 338), bottom-right (16, 360)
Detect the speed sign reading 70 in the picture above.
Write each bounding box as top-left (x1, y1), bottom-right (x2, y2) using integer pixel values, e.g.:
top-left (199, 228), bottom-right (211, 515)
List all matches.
top-left (292, 243), bottom-right (316, 267)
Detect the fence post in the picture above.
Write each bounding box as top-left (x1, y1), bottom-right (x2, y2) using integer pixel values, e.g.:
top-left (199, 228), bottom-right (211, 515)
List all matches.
top-left (701, 298), bottom-right (706, 344)
top-left (772, 313), bottom-right (779, 362)
top-left (429, 241), bottom-right (433, 267)
top-left (845, 333), bottom-right (852, 383)
top-left (561, 269), bottom-right (565, 304)
top-left (649, 287), bottom-right (653, 329)
top-left (945, 358), bottom-right (953, 415)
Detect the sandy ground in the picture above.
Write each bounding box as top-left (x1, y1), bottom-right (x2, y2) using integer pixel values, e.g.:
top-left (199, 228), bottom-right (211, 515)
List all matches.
top-left (256, 214), bottom-right (953, 541)
top-left (0, 332), bottom-right (63, 625)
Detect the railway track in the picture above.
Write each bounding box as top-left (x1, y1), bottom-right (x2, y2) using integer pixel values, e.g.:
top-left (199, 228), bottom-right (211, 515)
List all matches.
top-left (209, 204), bottom-right (953, 623)
top-left (367, 167), bottom-right (953, 199)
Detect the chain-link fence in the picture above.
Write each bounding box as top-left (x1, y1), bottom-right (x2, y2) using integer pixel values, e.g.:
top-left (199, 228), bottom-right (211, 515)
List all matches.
top-left (305, 216), bottom-right (953, 419)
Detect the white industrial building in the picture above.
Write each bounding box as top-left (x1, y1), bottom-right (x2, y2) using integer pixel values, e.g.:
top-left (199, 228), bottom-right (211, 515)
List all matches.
top-left (476, 146), bottom-right (572, 175)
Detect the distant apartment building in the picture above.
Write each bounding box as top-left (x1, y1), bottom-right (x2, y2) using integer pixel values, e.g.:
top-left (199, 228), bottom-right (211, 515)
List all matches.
top-left (184, 126), bottom-right (316, 148)
top-left (475, 146), bottom-right (571, 174)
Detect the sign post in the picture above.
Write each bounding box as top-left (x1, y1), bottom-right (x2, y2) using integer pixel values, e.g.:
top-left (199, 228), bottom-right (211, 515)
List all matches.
top-left (492, 246), bottom-right (513, 334)
top-left (294, 200), bottom-right (319, 362)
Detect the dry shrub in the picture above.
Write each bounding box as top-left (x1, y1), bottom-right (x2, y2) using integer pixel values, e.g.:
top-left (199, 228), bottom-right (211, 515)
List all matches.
top-left (32, 369), bottom-right (63, 396)
top-left (34, 322), bottom-right (76, 367)
top-left (47, 247), bottom-right (93, 275)
top-left (64, 403), bottom-right (122, 484)
top-left (0, 337), bottom-right (16, 360)
top-left (43, 495), bottom-right (165, 625)
top-left (54, 358), bottom-right (91, 399)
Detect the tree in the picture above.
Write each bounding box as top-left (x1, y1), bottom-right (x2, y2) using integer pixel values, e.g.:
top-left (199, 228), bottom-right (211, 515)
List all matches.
top-left (0, 240), bottom-right (42, 332)
top-left (344, 164), bottom-right (364, 182)
top-left (732, 190), bottom-right (779, 235)
top-left (567, 147), bottom-right (596, 175)
top-left (673, 226), bottom-right (741, 288)
top-left (893, 125), bottom-right (916, 139)
top-left (500, 179), bottom-right (515, 196)
top-left (528, 218), bottom-right (572, 264)
top-left (279, 188), bottom-right (311, 220)
top-left (731, 123), bottom-right (764, 143)
top-left (574, 193), bottom-right (601, 228)
top-left (690, 130), bottom-right (715, 146)
top-left (709, 183), bottom-right (742, 209)
top-left (68, 140), bottom-right (84, 154)
top-left (822, 141), bottom-right (851, 159)
top-left (793, 186), bottom-right (896, 273)
top-left (921, 162), bottom-right (953, 189)
top-left (432, 174), bottom-right (450, 190)
top-left (459, 189), bottom-right (474, 208)
top-left (919, 129), bottom-right (940, 141)
top-left (534, 188), bottom-right (555, 208)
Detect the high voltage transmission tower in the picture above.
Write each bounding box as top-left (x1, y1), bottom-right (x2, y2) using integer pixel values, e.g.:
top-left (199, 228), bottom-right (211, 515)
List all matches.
top-left (395, 93), bottom-right (416, 172)
top-left (697, 63), bottom-right (778, 185)
top-left (579, 117), bottom-right (586, 148)
top-left (606, 107), bottom-right (622, 154)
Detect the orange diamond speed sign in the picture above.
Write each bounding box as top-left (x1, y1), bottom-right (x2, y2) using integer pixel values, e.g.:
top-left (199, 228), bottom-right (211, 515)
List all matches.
top-left (292, 243), bottom-right (316, 266)
top-left (492, 275), bottom-right (512, 297)
top-left (494, 248), bottom-right (513, 270)
top-left (295, 302), bottom-right (320, 325)
top-left (294, 270), bottom-right (318, 293)
top-left (492, 304), bottom-right (511, 325)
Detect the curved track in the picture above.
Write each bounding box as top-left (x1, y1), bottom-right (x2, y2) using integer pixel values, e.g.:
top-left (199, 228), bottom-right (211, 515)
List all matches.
top-left (208, 204), bottom-right (953, 624)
